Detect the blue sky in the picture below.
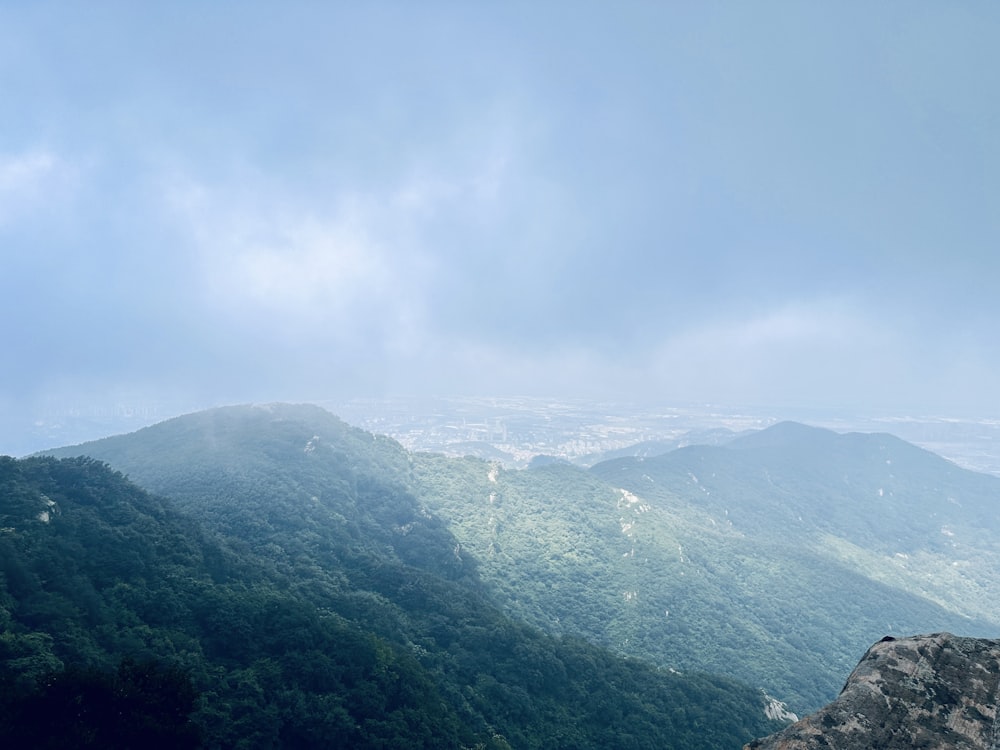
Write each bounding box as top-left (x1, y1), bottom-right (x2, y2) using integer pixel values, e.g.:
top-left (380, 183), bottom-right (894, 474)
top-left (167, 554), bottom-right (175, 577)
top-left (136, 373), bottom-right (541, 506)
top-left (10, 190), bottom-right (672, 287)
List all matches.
top-left (2, 1), bottom-right (999, 444)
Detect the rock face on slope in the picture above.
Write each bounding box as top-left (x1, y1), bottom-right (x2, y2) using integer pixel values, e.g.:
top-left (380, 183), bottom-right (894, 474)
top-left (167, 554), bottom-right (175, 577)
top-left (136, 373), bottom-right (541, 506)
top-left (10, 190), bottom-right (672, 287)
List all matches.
top-left (746, 633), bottom-right (1000, 749)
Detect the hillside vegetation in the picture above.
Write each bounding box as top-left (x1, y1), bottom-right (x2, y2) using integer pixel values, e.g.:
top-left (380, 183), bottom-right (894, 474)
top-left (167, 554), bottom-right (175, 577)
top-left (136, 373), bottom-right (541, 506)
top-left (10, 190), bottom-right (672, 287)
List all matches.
top-left (43, 405), bottom-right (1000, 716)
top-left (414, 422), bottom-right (1000, 711)
top-left (10, 406), bottom-right (783, 748)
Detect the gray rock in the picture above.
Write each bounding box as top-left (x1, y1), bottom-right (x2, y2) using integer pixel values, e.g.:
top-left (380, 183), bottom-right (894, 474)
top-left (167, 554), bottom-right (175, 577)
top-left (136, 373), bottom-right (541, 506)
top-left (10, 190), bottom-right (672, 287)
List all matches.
top-left (746, 633), bottom-right (1000, 749)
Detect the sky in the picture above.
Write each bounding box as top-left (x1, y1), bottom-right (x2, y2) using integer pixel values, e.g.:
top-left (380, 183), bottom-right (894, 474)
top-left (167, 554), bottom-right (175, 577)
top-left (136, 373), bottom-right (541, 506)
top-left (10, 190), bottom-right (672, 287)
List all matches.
top-left (2, 1), bottom-right (1000, 451)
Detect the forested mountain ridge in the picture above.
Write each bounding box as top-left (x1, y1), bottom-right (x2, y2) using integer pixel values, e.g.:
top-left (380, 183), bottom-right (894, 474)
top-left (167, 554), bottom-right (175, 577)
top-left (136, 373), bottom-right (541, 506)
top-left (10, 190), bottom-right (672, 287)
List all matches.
top-left (584, 422), bottom-right (1000, 707)
top-left (598, 421), bottom-right (1000, 625)
top-left (0, 453), bottom-right (481, 748)
top-left (0, 454), bottom-right (221, 681)
top-left (42, 405), bottom-right (1000, 718)
top-left (12, 408), bottom-right (785, 748)
top-left (410, 423), bottom-right (1000, 712)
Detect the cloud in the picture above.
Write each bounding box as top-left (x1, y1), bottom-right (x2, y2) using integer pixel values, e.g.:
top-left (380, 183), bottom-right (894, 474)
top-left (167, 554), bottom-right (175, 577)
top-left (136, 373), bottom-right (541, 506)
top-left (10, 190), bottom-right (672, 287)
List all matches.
top-left (645, 300), bottom-right (906, 407)
top-left (157, 130), bottom-right (522, 359)
top-left (162, 179), bottom-right (408, 354)
top-left (0, 150), bottom-right (55, 191)
top-left (190, 195), bottom-right (391, 314)
top-left (0, 149), bottom-right (69, 226)
top-left (388, 300), bottom-right (896, 407)
top-left (686, 303), bottom-right (863, 352)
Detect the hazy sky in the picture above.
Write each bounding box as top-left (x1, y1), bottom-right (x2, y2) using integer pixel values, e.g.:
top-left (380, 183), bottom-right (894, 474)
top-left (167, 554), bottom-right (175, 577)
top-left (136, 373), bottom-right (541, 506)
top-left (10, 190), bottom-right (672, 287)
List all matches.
top-left (3, 1), bottom-right (999, 437)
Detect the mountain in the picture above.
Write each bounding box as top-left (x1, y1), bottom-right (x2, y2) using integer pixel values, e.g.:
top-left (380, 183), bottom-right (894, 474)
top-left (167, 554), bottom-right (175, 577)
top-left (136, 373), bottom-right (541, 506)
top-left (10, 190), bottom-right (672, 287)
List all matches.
top-left (29, 405), bottom-right (784, 748)
top-left (582, 422), bottom-right (1000, 708)
top-left (411, 422), bottom-right (1000, 712)
top-left (0, 454), bottom-right (222, 680)
top-left (574, 427), bottom-right (742, 466)
top-left (44, 408), bottom-right (1000, 716)
top-left (599, 421), bottom-right (1000, 627)
top-left (0, 453), bottom-right (488, 748)
top-left (746, 632), bottom-right (1000, 749)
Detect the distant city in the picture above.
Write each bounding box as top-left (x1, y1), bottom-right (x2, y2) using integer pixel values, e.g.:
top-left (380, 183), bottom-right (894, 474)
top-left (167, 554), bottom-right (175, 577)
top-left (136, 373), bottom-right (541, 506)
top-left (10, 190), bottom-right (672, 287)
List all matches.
top-left (21, 396), bottom-right (997, 476)
top-left (327, 397), bottom-right (1000, 476)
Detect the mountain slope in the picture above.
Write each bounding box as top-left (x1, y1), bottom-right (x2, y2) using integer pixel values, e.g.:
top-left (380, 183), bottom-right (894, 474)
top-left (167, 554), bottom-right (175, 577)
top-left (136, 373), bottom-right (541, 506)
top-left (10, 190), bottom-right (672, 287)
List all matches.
top-left (582, 423), bottom-right (1000, 708)
top-left (0, 455), bottom-right (219, 681)
top-left (37, 405), bottom-right (784, 748)
top-left (600, 422), bottom-right (1000, 623)
top-left (0, 455), bottom-right (479, 748)
top-left (47, 407), bottom-right (1000, 716)
top-left (409, 425), bottom-right (999, 712)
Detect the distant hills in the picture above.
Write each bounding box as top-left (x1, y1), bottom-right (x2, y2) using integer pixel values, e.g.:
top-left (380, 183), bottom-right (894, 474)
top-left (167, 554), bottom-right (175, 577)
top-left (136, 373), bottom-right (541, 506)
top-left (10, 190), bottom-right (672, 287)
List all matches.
top-left (585, 421), bottom-right (1000, 708)
top-left (37, 404), bottom-right (1000, 723)
top-left (574, 427), bottom-right (744, 466)
top-left (398, 418), bottom-right (1000, 712)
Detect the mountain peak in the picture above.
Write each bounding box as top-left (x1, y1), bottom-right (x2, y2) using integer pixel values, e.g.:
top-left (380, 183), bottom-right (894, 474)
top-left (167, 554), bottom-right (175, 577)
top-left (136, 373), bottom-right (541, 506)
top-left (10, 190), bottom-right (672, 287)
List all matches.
top-left (727, 421), bottom-right (839, 450)
top-left (746, 632), bottom-right (1000, 749)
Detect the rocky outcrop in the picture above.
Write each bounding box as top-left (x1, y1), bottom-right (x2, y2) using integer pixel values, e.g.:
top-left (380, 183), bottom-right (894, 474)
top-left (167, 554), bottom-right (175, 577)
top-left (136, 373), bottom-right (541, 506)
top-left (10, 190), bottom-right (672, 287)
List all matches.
top-left (746, 633), bottom-right (1000, 749)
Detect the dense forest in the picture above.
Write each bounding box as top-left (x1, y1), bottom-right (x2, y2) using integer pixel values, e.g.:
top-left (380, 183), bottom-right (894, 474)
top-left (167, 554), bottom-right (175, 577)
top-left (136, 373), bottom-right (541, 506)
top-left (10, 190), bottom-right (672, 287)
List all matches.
top-left (1, 443), bottom-right (783, 748)
top-left (412, 423), bottom-right (1000, 710)
top-left (25, 402), bottom-right (1000, 744)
